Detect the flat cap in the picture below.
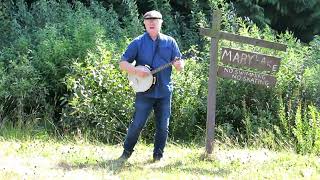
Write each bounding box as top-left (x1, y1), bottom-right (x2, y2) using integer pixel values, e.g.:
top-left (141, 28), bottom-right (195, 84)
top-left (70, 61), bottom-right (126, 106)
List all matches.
top-left (143, 10), bottom-right (162, 19)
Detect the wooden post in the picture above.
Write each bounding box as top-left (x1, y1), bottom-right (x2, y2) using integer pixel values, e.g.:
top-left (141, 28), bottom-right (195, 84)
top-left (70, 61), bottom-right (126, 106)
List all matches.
top-left (205, 10), bottom-right (221, 155)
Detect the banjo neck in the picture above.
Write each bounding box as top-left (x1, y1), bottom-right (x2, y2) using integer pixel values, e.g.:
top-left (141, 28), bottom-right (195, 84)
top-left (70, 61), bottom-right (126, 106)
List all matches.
top-left (150, 58), bottom-right (179, 75)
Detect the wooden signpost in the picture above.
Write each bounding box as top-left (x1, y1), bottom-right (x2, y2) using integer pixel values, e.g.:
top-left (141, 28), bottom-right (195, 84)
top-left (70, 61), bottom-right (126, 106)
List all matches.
top-left (200, 10), bottom-right (287, 155)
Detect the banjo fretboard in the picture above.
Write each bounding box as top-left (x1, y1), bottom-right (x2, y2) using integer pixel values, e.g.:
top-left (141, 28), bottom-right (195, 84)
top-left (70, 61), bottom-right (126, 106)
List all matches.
top-left (151, 58), bottom-right (179, 74)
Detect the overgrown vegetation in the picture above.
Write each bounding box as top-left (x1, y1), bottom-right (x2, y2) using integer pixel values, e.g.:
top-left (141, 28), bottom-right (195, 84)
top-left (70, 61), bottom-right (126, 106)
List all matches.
top-left (0, 0), bottom-right (319, 155)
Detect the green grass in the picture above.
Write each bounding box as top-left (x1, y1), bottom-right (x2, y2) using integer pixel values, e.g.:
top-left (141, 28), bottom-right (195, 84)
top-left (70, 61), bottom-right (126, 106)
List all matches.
top-left (1, 141), bottom-right (319, 179)
top-left (0, 129), bottom-right (320, 179)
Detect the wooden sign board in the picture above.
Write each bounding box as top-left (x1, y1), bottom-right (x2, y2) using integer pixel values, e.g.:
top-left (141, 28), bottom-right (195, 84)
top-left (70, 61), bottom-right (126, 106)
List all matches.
top-left (217, 66), bottom-right (277, 87)
top-left (221, 47), bottom-right (281, 72)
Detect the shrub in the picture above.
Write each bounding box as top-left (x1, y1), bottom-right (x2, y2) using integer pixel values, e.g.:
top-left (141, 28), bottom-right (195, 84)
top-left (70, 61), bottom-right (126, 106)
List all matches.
top-left (61, 42), bottom-right (134, 143)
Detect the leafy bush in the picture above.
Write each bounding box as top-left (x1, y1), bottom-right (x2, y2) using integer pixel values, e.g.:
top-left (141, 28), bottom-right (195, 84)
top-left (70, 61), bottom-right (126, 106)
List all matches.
top-left (61, 42), bottom-right (135, 143)
top-left (303, 36), bottom-right (320, 107)
top-left (0, 0), bottom-right (131, 129)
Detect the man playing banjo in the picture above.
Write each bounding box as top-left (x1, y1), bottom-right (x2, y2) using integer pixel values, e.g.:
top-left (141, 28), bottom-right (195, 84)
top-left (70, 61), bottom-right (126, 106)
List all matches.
top-left (119, 10), bottom-right (184, 162)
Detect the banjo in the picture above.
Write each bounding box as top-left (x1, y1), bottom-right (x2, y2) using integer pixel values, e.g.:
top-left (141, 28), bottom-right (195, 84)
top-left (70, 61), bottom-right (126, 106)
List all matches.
top-left (128, 58), bottom-right (179, 92)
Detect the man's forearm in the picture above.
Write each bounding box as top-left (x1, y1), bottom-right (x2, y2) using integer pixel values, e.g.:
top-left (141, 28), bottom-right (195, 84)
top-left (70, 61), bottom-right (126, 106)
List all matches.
top-left (119, 61), bottom-right (136, 75)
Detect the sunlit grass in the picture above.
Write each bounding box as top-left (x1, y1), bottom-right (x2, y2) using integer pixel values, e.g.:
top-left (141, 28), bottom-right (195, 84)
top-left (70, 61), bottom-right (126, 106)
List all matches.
top-left (1, 129), bottom-right (320, 179)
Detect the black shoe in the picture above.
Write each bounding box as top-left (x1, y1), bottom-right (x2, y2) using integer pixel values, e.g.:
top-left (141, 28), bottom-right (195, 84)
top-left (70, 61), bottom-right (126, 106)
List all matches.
top-left (118, 150), bottom-right (132, 161)
top-left (153, 154), bottom-right (162, 162)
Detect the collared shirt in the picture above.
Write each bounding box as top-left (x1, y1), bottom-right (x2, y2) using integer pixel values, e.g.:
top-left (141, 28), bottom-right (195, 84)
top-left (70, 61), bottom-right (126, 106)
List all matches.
top-left (121, 32), bottom-right (181, 98)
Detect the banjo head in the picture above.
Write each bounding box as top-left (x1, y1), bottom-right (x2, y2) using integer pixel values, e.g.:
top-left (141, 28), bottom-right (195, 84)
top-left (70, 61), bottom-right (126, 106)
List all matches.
top-left (128, 66), bottom-right (154, 92)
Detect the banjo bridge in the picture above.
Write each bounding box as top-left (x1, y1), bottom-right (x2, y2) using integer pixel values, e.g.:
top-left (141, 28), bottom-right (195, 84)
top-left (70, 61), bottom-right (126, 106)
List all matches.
top-left (152, 77), bottom-right (156, 84)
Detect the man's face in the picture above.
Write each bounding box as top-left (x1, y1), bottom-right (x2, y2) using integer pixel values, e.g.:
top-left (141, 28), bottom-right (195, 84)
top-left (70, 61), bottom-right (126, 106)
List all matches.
top-left (144, 19), bottom-right (163, 35)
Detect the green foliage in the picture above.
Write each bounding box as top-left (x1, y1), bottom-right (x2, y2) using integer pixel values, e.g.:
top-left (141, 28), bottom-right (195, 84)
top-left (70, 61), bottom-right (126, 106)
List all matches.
top-left (0, 0), bottom-right (48, 126)
top-left (61, 43), bottom-right (134, 143)
top-left (0, 0), bottom-right (127, 128)
top-left (0, 1), bottom-right (18, 49)
top-left (278, 96), bottom-right (289, 137)
top-left (88, 1), bottom-right (124, 42)
top-left (170, 57), bottom-right (208, 141)
top-left (292, 104), bottom-right (320, 154)
top-left (293, 103), bottom-right (305, 153)
top-left (242, 100), bottom-right (252, 141)
top-left (228, 0), bottom-right (320, 42)
top-left (122, 0), bottom-right (143, 37)
top-left (303, 36), bottom-right (320, 107)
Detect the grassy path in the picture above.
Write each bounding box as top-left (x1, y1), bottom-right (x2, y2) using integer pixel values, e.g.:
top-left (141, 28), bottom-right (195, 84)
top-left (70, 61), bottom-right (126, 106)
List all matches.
top-left (0, 138), bottom-right (320, 179)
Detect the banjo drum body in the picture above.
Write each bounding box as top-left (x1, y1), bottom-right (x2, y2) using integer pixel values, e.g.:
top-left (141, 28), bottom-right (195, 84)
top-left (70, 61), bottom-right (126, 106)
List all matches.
top-left (128, 65), bottom-right (155, 92)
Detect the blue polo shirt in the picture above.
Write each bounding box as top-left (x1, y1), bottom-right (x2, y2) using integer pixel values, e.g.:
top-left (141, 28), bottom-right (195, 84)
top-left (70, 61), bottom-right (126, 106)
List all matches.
top-left (121, 32), bottom-right (181, 98)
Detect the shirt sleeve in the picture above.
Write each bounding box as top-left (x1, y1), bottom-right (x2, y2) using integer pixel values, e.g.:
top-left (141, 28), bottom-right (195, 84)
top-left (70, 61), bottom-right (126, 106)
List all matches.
top-left (171, 38), bottom-right (182, 61)
top-left (120, 40), bottom-right (138, 63)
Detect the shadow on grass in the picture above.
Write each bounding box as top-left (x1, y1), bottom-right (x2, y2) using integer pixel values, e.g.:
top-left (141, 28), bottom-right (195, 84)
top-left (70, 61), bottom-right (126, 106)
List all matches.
top-left (141, 160), bottom-right (231, 177)
top-left (56, 158), bottom-right (133, 174)
top-left (56, 157), bottom-right (231, 177)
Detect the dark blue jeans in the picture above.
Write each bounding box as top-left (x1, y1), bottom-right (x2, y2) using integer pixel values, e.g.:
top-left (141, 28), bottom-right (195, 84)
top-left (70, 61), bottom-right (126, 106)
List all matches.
top-left (123, 94), bottom-right (172, 158)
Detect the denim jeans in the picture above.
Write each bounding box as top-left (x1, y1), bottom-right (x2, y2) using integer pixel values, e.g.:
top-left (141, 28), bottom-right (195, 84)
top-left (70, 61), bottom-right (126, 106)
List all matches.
top-left (123, 94), bottom-right (172, 158)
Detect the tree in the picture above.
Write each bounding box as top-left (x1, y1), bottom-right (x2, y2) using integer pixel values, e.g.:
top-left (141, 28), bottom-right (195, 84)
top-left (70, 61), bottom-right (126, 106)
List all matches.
top-left (228, 0), bottom-right (320, 43)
